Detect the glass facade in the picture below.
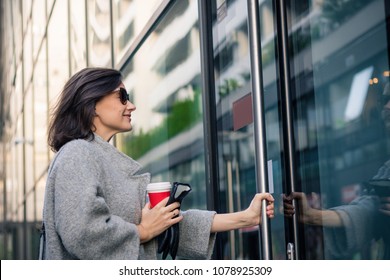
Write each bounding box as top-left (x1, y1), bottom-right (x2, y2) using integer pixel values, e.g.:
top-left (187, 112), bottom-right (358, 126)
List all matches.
top-left (117, 0), bottom-right (208, 211)
top-left (0, 0), bottom-right (389, 260)
top-left (211, 0), bottom-right (287, 260)
top-left (286, 0), bottom-right (390, 260)
top-left (0, 0), bottom-right (205, 260)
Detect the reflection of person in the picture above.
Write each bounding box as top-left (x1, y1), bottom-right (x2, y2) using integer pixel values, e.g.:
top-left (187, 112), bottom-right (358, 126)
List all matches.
top-left (284, 188), bottom-right (388, 259)
top-left (41, 67), bottom-right (274, 260)
top-left (283, 82), bottom-right (390, 259)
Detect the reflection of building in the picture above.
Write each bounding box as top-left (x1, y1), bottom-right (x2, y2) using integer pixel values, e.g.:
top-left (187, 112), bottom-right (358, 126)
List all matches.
top-left (1, 0), bottom-right (389, 260)
top-left (88, 0), bottom-right (111, 66)
top-left (118, 0), bottom-right (208, 219)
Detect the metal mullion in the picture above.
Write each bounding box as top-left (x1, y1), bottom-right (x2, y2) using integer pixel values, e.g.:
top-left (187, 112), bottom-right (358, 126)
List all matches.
top-left (198, 0), bottom-right (223, 259)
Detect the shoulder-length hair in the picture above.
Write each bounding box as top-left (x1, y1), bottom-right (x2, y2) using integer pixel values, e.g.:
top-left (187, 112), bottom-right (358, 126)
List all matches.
top-left (48, 67), bottom-right (123, 152)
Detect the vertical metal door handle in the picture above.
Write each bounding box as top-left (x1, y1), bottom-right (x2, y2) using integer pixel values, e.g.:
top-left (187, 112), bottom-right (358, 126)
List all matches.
top-left (247, 0), bottom-right (272, 260)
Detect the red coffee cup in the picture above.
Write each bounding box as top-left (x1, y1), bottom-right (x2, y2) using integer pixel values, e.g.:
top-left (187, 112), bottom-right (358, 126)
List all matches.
top-left (146, 182), bottom-right (172, 208)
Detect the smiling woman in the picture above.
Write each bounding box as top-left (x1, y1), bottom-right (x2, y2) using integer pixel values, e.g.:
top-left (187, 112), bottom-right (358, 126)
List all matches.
top-left (93, 85), bottom-right (136, 141)
top-left (40, 67), bottom-right (274, 260)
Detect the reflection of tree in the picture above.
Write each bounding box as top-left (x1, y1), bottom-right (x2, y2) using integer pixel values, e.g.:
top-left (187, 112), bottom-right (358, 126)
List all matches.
top-left (321, 0), bottom-right (375, 25)
top-left (217, 42), bottom-right (275, 98)
top-left (218, 71), bottom-right (252, 98)
top-left (124, 88), bottom-right (202, 159)
top-left (219, 78), bottom-right (241, 97)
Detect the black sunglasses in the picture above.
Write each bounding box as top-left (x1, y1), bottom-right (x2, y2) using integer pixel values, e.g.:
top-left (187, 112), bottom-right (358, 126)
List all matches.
top-left (115, 87), bottom-right (130, 105)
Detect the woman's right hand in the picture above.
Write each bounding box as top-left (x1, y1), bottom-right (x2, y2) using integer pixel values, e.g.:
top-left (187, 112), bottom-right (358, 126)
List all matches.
top-left (137, 197), bottom-right (183, 243)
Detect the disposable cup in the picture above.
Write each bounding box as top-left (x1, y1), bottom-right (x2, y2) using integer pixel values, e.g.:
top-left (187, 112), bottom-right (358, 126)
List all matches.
top-left (146, 182), bottom-right (172, 208)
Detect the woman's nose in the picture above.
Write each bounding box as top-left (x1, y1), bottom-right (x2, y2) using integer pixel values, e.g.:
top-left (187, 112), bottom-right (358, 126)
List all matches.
top-left (127, 101), bottom-right (136, 111)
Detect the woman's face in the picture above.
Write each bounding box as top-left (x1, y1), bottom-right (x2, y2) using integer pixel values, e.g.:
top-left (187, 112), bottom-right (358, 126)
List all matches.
top-left (93, 84), bottom-right (136, 141)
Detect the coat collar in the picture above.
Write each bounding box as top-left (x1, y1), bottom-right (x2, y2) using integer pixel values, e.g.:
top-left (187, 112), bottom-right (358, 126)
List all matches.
top-left (92, 133), bottom-right (143, 176)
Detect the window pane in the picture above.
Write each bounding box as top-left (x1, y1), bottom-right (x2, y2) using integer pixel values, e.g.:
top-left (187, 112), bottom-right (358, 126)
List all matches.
top-left (70, 0), bottom-right (87, 73)
top-left (117, 0), bottom-right (207, 212)
top-left (87, 0), bottom-right (111, 66)
top-left (112, 0), bottom-right (163, 63)
top-left (47, 0), bottom-right (69, 104)
top-left (212, 0), bottom-right (286, 260)
top-left (32, 0), bottom-right (46, 60)
top-left (34, 41), bottom-right (49, 180)
top-left (289, 0), bottom-right (390, 259)
top-left (23, 24), bottom-right (33, 87)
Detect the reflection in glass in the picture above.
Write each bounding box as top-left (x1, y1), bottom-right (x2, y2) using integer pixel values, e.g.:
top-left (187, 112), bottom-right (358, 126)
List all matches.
top-left (15, 117), bottom-right (23, 223)
top-left (32, 0), bottom-right (46, 60)
top-left (288, 0), bottom-right (390, 259)
top-left (87, 0), bottom-right (111, 66)
top-left (23, 23), bottom-right (33, 87)
top-left (47, 0), bottom-right (69, 105)
top-left (113, 0), bottom-right (163, 63)
top-left (117, 0), bottom-right (207, 213)
top-left (70, 0), bottom-right (87, 73)
top-left (113, 0), bottom-right (134, 62)
top-left (34, 42), bottom-right (49, 181)
top-left (10, 0), bottom-right (22, 69)
top-left (24, 89), bottom-right (34, 194)
top-left (212, 0), bottom-right (285, 259)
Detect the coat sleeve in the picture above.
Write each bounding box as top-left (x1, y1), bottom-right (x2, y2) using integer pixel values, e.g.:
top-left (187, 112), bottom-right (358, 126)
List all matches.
top-left (52, 143), bottom-right (141, 259)
top-left (323, 195), bottom-right (379, 258)
top-left (177, 209), bottom-right (216, 259)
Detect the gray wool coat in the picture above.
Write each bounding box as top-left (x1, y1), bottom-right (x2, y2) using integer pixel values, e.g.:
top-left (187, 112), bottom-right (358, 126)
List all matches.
top-left (41, 134), bottom-right (216, 260)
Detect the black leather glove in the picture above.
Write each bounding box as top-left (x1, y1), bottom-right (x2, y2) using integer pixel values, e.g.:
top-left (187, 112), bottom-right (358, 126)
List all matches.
top-left (157, 182), bottom-right (191, 259)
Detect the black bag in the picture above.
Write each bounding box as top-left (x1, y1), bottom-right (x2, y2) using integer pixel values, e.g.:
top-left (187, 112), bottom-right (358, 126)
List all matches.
top-left (157, 182), bottom-right (192, 259)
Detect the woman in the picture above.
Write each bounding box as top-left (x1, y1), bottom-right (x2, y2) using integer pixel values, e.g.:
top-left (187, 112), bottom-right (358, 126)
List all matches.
top-left (41, 67), bottom-right (274, 260)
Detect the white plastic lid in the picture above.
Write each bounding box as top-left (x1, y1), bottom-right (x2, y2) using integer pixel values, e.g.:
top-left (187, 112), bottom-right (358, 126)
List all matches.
top-left (146, 182), bottom-right (172, 192)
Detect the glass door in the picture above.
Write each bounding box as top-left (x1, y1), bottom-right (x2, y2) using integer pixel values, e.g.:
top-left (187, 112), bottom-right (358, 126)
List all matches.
top-left (280, 0), bottom-right (390, 259)
top-left (210, 0), bottom-right (288, 259)
top-left (209, 0), bottom-right (390, 260)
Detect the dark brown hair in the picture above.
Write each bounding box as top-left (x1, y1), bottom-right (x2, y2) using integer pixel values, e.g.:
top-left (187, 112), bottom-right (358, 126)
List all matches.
top-left (48, 67), bottom-right (122, 152)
